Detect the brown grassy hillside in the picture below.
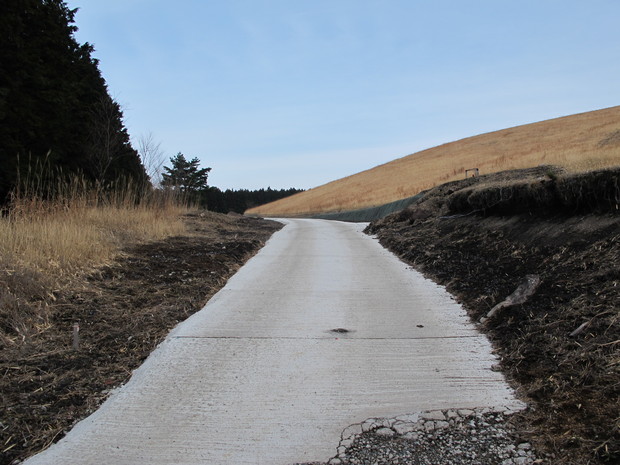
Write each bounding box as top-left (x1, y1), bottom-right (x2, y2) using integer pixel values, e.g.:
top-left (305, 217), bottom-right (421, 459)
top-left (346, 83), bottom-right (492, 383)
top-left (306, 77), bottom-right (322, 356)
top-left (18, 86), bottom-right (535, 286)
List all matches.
top-left (247, 105), bottom-right (620, 217)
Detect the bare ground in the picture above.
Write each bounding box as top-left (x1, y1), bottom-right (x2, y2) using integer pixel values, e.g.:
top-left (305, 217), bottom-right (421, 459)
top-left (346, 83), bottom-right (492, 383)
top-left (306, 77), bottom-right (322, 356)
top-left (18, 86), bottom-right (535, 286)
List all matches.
top-left (0, 212), bottom-right (282, 465)
top-left (365, 166), bottom-right (619, 464)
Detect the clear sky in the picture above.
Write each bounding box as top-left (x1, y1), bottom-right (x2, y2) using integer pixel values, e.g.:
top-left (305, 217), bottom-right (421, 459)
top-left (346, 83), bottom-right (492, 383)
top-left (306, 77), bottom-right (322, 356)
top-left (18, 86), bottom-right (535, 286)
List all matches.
top-left (65, 0), bottom-right (620, 190)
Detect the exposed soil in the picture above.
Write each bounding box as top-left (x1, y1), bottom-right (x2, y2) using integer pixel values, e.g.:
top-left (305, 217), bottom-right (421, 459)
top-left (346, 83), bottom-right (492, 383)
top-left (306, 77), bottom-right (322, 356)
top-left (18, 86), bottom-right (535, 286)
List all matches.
top-left (0, 212), bottom-right (282, 465)
top-left (365, 166), bottom-right (620, 464)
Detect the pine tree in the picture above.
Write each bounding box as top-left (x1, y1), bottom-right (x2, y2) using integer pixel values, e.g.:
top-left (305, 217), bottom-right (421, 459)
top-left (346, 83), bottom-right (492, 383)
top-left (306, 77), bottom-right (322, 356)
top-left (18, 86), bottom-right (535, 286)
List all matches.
top-left (161, 153), bottom-right (211, 201)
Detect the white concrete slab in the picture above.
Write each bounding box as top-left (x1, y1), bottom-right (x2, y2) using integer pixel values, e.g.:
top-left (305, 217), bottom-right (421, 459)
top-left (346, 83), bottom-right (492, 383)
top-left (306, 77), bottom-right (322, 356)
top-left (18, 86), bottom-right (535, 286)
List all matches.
top-left (25, 219), bottom-right (522, 465)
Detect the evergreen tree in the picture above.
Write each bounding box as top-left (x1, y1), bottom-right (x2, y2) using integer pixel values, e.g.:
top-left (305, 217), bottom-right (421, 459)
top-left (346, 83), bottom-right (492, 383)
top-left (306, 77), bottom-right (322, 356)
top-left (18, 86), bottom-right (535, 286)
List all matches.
top-left (161, 153), bottom-right (211, 201)
top-left (0, 0), bottom-right (146, 202)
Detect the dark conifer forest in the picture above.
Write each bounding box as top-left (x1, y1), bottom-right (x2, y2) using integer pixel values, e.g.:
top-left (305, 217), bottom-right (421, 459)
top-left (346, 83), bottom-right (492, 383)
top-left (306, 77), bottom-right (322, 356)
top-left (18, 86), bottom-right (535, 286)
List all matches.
top-left (202, 187), bottom-right (304, 214)
top-left (0, 0), bottom-right (302, 211)
top-left (0, 0), bottom-right (146, 202)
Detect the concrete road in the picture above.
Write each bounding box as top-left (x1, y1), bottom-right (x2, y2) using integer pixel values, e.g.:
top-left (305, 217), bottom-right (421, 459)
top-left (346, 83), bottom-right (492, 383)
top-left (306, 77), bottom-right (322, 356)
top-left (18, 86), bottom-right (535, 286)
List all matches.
top-left (25, 219), bottom-right (522, 465)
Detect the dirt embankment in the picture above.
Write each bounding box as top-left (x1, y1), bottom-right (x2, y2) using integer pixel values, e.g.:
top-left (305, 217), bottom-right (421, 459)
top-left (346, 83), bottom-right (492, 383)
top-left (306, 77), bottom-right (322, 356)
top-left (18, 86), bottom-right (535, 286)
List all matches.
top-left (366, 166), bottom-right (620, 464)
top-left (0, 213), bottom-right (282, 465)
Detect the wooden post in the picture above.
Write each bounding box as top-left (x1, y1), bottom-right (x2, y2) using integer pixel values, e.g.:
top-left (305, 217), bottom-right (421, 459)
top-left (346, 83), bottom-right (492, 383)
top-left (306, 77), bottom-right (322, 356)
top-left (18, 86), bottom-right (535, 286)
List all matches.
top-left (72, 323), bottom-right (80, 350)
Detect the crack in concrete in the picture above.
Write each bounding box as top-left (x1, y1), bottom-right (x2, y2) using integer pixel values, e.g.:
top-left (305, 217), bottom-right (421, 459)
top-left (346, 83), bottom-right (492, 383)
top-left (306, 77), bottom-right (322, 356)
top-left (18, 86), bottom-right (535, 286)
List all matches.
top-left (171, 335), bottom-right (481, 340)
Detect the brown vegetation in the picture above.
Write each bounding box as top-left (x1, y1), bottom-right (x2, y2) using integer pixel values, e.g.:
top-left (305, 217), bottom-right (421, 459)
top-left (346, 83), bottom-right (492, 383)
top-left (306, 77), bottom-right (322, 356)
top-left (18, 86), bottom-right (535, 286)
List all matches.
top-left (247, 106), bottom-right (620, 216)
top-left (0, 186), bottom-right (186, 349)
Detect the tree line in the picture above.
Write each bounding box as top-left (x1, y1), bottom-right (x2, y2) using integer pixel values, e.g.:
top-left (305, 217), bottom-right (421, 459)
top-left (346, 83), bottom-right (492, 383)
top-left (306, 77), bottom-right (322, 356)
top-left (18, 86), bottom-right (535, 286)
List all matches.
top-left (0, 0), bottom-right (301, 212)
top-left (202, 187), bottom-right (304, 214)
top-left (0, 0), bottom-right (146, 201)
top-left (159, 153), bottom-right (303, 213)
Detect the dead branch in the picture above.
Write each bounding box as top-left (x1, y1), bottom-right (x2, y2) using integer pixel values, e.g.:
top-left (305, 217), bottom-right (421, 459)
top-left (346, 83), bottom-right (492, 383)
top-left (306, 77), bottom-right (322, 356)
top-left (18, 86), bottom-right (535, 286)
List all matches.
top-left (480, 274), bottom-right (541, 323)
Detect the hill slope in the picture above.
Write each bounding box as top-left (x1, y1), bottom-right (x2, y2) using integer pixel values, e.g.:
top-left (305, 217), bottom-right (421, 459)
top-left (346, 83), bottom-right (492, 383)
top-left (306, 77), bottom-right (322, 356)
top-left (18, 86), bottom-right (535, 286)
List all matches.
top-left (247, 106), bottom-right (620, 217)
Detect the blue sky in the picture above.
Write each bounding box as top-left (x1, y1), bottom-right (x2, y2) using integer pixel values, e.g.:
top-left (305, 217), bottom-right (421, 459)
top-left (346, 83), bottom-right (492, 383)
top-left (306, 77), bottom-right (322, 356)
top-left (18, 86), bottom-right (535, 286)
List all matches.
top-left (65, 0), bottom-right (620, 190)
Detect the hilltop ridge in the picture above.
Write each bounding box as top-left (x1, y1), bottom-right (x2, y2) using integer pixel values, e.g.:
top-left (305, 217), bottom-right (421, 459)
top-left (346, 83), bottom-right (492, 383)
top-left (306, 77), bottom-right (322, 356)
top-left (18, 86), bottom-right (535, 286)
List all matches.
top-left (247, 105), bottom-right (620, 217)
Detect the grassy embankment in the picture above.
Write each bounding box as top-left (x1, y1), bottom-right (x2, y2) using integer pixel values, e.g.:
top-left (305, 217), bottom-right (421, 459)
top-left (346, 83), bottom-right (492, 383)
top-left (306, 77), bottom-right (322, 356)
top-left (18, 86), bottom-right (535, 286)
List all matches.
top-left (0, 182), bottom-right (188, 347)
top-left (247, 105), bottom-right (620, 217)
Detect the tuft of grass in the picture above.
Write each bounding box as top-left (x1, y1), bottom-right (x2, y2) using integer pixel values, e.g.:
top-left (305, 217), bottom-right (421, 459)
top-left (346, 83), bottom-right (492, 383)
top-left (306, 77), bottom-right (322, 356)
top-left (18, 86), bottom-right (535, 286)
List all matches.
top-left (248, 105), bottom-right (620, 216)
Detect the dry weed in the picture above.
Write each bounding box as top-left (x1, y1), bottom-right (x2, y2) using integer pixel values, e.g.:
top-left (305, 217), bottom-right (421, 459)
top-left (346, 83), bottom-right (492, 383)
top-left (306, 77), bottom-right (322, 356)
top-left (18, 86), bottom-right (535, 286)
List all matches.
top-left (0, 187), bottom-right (189, 348)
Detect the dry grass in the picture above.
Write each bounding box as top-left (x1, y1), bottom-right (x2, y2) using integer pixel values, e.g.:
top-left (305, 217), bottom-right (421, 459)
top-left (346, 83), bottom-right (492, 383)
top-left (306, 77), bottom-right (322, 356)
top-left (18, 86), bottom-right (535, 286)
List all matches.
top-left (0, 203), bottom-right (186, 277)
top-left (248, 105), bottom-right (620, 216)
top-left (0, 186), bottom-right (188, 346)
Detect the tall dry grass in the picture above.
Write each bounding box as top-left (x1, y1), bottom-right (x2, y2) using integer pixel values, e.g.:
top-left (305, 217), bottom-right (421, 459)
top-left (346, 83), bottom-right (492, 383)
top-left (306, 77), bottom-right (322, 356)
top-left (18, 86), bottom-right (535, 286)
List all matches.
top-left (3, 172), bottom-right (188, 276)
top-left (0, 175), bottom-right (188, 345)
top-left (2, 200), bottom-right (186, 277)
top-left (248, 105), bottom-right (620, 216)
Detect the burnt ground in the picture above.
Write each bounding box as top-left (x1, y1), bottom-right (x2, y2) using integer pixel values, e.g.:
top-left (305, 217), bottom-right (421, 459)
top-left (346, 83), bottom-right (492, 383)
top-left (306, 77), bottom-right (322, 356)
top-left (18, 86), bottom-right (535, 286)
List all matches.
top-left (0, 212), bottom-right (282, 465)
top-left (365, 166), bottom-right (620, 464)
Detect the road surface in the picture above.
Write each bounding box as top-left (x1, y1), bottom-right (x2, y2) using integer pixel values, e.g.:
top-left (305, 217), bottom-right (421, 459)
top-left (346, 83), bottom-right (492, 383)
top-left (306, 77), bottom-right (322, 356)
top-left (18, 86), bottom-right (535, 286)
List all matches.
top-left (25, 219), bottom-right (522, 465)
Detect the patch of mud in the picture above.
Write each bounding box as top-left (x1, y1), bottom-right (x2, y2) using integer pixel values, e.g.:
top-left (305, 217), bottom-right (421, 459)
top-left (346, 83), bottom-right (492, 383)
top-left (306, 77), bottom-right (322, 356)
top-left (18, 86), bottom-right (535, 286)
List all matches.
top-left (0, 213), bottom-right (282, 465)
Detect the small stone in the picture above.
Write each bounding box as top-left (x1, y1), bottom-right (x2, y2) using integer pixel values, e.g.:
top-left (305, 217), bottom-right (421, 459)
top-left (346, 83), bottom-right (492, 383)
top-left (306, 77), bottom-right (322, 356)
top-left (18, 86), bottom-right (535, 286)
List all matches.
top-left (446, 410), bottom-right (459, 419)
top-left (411, 421), bottom-right (426, 431)
top-left (340, 438), bottom-right (353, 449)
top-left (375, 427), bottom-right (395, 437)
top-left (421, 410), bottom-right (446, 421)
top-left (403, 432), bottom-right (419, 441)
top-left (392, 422), bottom-right (414, 435)
top-left (435, 420), bottom-right (449, 429)
top-left (518, 442), bottom-right (532, 450)
top-left (361, 419), bottom-right (376, 432)
top-left (329, 459), bottom-right (342, 465)
top-left (380, 418), bottom-right (395, 428)
top-left (395, 413), bottom-right (420, 423)
top-left (457, 409), bottom-right (475, 417)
